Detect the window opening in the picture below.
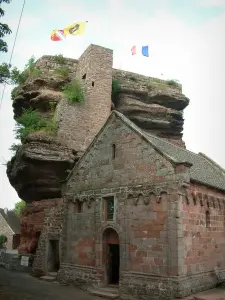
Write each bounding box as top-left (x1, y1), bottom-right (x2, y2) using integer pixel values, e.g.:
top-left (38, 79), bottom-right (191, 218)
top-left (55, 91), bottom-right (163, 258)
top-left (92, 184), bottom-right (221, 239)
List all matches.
top-left (112, 144), bottom-right (116, 159)
top-left (105, 196), bottom-right (115, 221)
top-left (206, 210), bottom-right (210, 228)
top-left (92, 81), bottom-right (94, 87)
top-left (82, 73), bottom-right (86, 80)
top-left (76, 201), bottom-right (82, 213)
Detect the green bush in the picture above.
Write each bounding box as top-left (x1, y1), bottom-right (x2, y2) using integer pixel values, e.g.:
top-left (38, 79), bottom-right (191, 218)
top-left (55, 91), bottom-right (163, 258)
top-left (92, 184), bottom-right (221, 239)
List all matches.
top-left (15, 108), bottom-right (58, 142)
top-left (9, 143), bottom-right (21, 154)
top-left (54, 54), bottom-right (66, 65)
top-left (10, 56), bottom-right (42, 85)
top-left (0, 234), bottom-right (7, 248)
top-left (13, 200), bottom-right (26, 217)
top-left (112, 79), bottom-right (120, 95)
top-left (166, 79), bottom-right (180, 88)
top-left (62, 79), bottom-right (85, 103)
top-left (54, 66), bottom-right (70, 79)
top-left (11, 86), bottom-right (20, 99)
top-left (25, 56), bottom-right (36, 69)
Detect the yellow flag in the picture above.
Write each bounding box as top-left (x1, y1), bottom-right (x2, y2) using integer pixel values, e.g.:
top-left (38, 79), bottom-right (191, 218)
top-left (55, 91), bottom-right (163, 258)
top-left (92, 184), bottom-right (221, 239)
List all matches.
top-left (63, 22), bottom-right (86, 36)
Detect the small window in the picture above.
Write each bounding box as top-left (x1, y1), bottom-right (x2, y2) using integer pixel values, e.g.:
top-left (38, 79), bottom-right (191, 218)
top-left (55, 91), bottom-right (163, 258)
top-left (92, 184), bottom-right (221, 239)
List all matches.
top-left (104, 196), bottom-right (115, 221)
top-left (82, 73), bottom-right (86, 80)
top-left (76, 201), bottom-right (83, 213)
top-left (92, 81), bottom-right (95, 87)
top-left (112, 144), bottom-right (116, 159)
top-left (206, 210), bottom-right (210, 228)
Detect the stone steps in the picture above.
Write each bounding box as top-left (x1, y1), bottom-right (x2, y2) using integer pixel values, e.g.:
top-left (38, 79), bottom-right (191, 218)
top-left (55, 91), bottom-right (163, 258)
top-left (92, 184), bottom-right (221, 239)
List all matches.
top-left (48, 272), bottom-right (58, 277)
top-left (40, 272), bottom-right (57, 283)
top-left (88, 285), bottom-right (119, 299)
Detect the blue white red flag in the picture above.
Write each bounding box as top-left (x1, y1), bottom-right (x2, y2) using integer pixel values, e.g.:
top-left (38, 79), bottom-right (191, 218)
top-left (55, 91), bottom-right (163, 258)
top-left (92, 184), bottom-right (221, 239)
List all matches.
top-left (131, 45), bottom-right (149, 57)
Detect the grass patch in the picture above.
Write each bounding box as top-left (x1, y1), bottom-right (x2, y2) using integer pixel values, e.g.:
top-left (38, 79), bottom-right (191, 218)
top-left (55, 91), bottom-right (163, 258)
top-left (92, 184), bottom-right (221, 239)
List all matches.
top-left (15, 108), bottom-right (58, 142)
top-left (54, 54), bottom-right (66, 65)
top-left (147, 79), bottom-right (181, 91)
top-left (166, 79), bottom-right (180, 88)
top-left (10, 56), bottom-right (42, 85)
top-left (54, 66), bottom-right (70, 79)
top-left (62, 79), bottom-right (85, 103)
top-left (147, 81), bottom-right (167, 91)
top-left (49, 101), bottom-right (58, 113)
top-left (128, 75), bottom-right (138, 82)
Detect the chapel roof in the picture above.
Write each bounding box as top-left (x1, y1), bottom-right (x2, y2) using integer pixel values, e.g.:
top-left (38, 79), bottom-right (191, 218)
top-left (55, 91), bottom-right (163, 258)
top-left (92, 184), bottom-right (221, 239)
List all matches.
top-left (115, 111), bottom-right (225, 192)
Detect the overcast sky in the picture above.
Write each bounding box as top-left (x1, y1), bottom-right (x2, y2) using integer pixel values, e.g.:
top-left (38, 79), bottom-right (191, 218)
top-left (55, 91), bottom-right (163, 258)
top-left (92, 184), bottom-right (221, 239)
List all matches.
top-left (0, 0), bottom-right (225, 209)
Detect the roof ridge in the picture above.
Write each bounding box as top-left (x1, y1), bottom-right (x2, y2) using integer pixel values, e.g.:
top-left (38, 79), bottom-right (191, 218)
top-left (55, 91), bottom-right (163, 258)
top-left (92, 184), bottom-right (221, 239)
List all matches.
top-left (114, 111), bottom-right (195, 166)
top-left (113, 111), bottom-right (179, 162)
top-left (142, 130), bottom-right (200, 157)
top-left (198, 152), bottom-right (225, 174)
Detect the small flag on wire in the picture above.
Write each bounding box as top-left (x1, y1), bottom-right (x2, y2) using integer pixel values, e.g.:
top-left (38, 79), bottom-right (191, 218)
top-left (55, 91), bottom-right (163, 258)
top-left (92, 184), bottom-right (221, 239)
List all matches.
top-left (63, 21), bottom-right (87, 36)
top-left (131, 45), bottom-right (149, 57)
top-left (50, 21), bottom-right (88, 41)
top-left (50, 29), bottom-right (66, 41)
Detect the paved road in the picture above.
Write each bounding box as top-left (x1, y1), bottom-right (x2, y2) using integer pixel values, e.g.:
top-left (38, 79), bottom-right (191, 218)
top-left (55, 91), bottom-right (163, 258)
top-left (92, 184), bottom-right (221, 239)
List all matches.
top-left (0, 268), bottom-right (101, 300)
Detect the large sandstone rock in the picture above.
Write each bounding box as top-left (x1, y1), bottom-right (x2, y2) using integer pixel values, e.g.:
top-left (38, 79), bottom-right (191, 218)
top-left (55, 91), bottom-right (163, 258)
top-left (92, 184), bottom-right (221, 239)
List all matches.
top-left (7, 134), bottom-right (78, 201)
top-left (7, 72), bottom-right (78, 254)
top-left (12, 76), bottom-right (69, 118)
top-left (112, 69), bottom-right (189, 147)
top-left (19, 199), bottom-right (63, 254)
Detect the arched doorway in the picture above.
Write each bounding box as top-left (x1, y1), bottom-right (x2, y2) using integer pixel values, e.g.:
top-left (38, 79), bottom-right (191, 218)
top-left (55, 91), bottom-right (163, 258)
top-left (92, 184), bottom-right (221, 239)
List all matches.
top-left (102, 228), bottom-right (120, 285)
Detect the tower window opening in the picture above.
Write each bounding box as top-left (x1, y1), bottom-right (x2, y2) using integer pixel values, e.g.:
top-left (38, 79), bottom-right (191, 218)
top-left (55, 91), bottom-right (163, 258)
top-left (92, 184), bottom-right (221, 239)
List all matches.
top-left (112, 144), bottom-right (116, 159)
top-left (206, 210), bottom-right (210, 228)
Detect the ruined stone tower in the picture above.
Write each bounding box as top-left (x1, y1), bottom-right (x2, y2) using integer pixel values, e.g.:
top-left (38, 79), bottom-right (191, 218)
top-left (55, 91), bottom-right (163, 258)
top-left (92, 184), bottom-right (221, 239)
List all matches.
top-left (55, 45), bottom-right (113, 153)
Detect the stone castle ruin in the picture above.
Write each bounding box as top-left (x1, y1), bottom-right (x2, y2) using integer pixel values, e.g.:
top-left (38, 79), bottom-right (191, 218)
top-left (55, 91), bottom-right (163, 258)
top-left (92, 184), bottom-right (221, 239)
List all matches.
top-left (6, 44), bottom-right (225, 300)
top-left (7, 44), bottom-right (189, 255)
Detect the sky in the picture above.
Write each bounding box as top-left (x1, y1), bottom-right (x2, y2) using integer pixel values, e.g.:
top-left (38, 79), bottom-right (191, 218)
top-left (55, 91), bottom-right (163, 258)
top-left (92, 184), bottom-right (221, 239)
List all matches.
top-left (0, 0), bottom-right (225, 209)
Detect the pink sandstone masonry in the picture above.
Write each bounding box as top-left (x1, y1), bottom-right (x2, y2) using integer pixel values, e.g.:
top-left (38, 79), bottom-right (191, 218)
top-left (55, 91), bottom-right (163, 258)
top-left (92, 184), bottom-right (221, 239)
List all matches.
top-left (55, 45), bottom-right (113, 152)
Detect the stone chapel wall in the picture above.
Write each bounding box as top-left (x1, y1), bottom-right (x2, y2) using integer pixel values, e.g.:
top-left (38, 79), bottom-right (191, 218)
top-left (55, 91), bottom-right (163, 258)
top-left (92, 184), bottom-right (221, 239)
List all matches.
top-left (179, 183), bottom-right (225, 296)
top-left (58, 114), bottom-right (183, 298)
